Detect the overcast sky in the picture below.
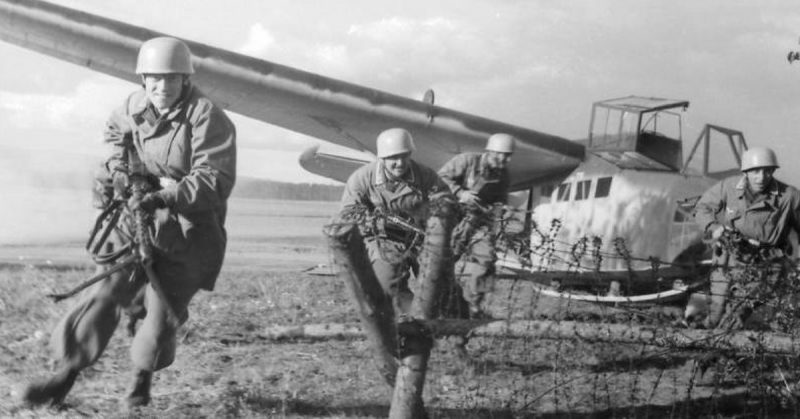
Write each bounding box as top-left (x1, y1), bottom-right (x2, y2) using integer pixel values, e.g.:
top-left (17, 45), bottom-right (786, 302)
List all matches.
top-left (2, 0), bottom-right (800, 187)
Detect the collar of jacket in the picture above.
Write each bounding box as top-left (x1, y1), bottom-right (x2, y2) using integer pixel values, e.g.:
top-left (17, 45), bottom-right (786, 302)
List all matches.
top-left (479, 152), bottom-right (493, 175)
top-left (735, 175), bottom-right (781, 200)
top-left (375, 159), bottom-right (417, 186)
top-left (130, 84), bottom-right (193, 121)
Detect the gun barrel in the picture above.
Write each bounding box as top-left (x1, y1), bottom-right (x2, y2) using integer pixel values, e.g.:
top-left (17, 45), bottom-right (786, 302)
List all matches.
top-left (386, 215), bottom-right (426, 236)
top-left (47, 253), bottom-right (138, 302)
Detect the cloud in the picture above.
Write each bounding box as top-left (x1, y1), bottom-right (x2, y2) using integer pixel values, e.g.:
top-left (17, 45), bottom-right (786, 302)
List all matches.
top-left (0, 77), bottom-right (131, 146)
top-left (308, 44), bottom-right (350, 70)
top-left (347, 16), bottom-right (456, 42)
top-left (238, 23), bottom-right (277, 57)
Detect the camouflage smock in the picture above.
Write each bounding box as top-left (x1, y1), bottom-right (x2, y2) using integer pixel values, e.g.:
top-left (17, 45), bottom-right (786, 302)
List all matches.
top-left (104, 84), bottom-right (237, 290)
top-left (340, 159), bottom-right (450, 230)
top-left (695, 175), bottom-right (800, 252)
top-left (437, 152), bottom-right (510, 205)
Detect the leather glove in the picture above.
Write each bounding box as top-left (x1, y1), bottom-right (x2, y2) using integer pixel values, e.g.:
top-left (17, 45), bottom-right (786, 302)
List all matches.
top-left (709, 224), bottom-right (725, 241)
top-left (128, 192), bottom-right (167, 213)
top-left (458, 190), bottom-right (481, 206)
top-left (112, 171), bottom-right (130, 199)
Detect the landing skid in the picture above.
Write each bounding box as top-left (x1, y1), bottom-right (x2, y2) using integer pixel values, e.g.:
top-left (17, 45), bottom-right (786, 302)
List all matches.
top-left (496, 257), bottom-right (708, 305)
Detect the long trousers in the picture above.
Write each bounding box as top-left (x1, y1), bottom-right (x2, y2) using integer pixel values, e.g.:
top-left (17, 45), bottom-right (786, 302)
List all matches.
top-left (706, 260), bottom-right (795, 331)
top-left (365, 237), bottom-right (417, 315)
top-left (454, 223), bottom-right (496, 313)
top-left (49, 258), bottom-right (199, 372)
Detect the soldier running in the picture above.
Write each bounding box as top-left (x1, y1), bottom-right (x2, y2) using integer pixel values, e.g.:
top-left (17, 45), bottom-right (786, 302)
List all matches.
top-left (438, 133), bottom-right (516, 318)
top-left (339, 128), bottom-right (453, 315)
top-left (22, 37), bottom-right (237, 409)
top-left (691, 146), bottom-right (800, 330)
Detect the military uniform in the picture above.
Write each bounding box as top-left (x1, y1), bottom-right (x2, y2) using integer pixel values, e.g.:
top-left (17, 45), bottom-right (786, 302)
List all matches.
top-left (51, 84), bottom-right (236, 374)
top-left (340, 159), bottom-right (450, 313)
top-left (695, 175), bottom-right (800, 329)
top-left (438, 152), bottom-right (510, 315)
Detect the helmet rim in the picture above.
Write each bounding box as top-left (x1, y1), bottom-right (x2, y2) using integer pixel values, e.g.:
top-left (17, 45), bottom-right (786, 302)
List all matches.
top-left (136, 37), bottom-right (194, 75)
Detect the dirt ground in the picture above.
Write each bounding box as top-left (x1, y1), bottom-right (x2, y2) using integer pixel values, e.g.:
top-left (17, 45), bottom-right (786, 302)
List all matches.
top-left (1, 199), bottom-right (799, 418)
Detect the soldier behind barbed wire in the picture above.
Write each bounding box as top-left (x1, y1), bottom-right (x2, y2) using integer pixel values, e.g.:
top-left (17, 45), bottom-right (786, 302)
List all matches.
top-left (22, 37), bottom-right (236, 410)
top-left (438, 133), bottom-right (515, 318)
top-left (339, 128), bottom-right (453, 315)
top-left (685, 146), bottom-right (800, 331)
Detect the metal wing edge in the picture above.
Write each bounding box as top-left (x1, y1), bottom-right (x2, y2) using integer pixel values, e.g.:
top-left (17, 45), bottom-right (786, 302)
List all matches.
top-left (298, 145), bottom-right (371, 184)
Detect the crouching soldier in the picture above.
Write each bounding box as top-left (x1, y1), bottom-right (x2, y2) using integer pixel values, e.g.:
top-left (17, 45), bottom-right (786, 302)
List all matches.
top-left (438, 133), bottom-right (515, 318)
top-left (689, 146), bottom-right (800, 331)
top-left (338, 128), bottom-right (453, 315)
top-left (22, 37), bottom-right (236, 409)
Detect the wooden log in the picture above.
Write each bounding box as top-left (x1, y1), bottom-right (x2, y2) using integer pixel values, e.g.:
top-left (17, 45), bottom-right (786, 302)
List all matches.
top-left (389, 320), bottom-right (433, 419)
top-left (261, 319), bottom-right (800, 355)
top-left (414, 198), bottom-right (457, 319)
top-left (260, 323), bottom-right (365, 340)
top-left (323, 222), bottom-right (398, 385)
top-left (391, 199), bottom-right (455, 419)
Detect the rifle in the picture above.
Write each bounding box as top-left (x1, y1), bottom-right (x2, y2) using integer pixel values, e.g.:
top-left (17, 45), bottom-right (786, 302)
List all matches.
top-left (385, 214), bottom-right (426, 237)
top-left (128, 172), bottom-right (181, 327)
top-left (714, 226), bottom-right (783, 264)
top-left (46, 253), bottom-right (138, 302)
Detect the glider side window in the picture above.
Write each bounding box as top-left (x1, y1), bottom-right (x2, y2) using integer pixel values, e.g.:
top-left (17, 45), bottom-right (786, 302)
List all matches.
top-left (557, 183), bottom-right (572, 202)
top-left (594, 177), bottom-right (612, 198)
top-left (574, 180), bottom-right (591, 200)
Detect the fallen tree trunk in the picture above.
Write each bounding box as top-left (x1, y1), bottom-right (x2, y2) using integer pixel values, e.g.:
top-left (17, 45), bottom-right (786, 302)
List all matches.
top-left (261, 319), bottom-right (800, 355)
top-left (323, 222), bottom-right (398, 386)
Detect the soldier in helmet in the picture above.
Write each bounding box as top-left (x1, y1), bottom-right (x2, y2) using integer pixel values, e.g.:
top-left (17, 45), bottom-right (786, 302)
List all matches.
top-left (438, 133), bottom-right (516, 318)
top-left (689, 146), bottom-right (800, 330)
top-left (339, 128), bottom-right (453, 315)
top-left (22, 37), bottom-right (236, 408)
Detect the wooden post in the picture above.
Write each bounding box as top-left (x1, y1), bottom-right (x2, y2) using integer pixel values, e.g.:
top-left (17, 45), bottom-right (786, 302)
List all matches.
top-left (323, 222), bottom-right (398, 385)
top-left (415, 197), bottom-right (457, 319)
top-left (389, 320), bottom-right (433, 419)
top-left (391, 197), bottom-right (456, 419)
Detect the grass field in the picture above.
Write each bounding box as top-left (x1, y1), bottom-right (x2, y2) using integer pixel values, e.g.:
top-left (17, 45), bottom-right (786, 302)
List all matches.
top-left (0, 199), bottom-right (797, 418)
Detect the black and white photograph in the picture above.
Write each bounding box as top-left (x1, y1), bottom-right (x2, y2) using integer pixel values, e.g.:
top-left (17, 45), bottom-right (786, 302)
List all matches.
top-left (2, 1), bottom-right (800, 417)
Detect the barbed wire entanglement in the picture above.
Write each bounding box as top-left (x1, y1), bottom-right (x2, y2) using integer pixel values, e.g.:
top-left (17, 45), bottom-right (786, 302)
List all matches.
top-left (326, 203), bottom-right (800, 418)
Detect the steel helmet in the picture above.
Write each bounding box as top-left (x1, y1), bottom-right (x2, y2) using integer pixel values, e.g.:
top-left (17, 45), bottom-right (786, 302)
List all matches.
top-left (136, 37), bottom-right (194, 74)
top-left (740, 146), bottom-right (779, 171)
top-left (485, 133), bottom-right (516, 153)
top-left (376, 128), bottom-right (415, 158)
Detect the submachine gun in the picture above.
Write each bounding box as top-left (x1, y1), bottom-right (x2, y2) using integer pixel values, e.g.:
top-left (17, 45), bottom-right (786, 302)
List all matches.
top-left (714, 226), bottom-right (785, 264)
top-left (47, 157), bottom-right (180, 325)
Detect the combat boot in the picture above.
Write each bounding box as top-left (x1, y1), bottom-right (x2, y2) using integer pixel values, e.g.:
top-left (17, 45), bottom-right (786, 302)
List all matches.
top-left (125, 369), bottom-right (153, 408)
top-left (22, 367), bottom-right (79, 406)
